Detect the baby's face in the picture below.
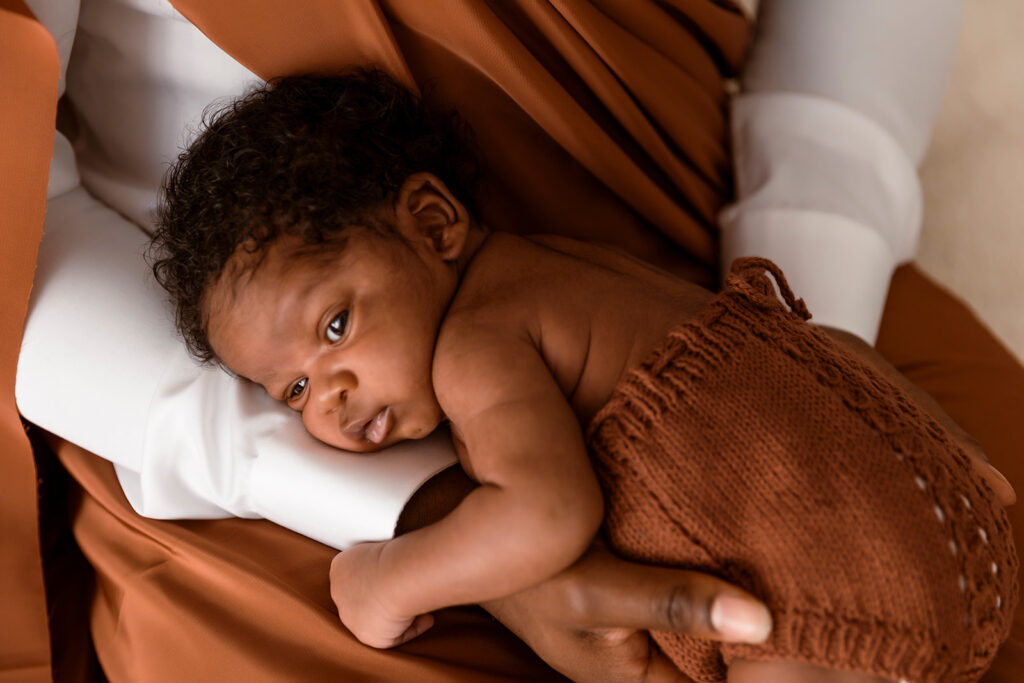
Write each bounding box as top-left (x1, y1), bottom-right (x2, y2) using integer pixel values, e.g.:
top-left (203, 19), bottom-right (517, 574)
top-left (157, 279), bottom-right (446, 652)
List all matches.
top-left (204, 230), bottom-right (451, 452)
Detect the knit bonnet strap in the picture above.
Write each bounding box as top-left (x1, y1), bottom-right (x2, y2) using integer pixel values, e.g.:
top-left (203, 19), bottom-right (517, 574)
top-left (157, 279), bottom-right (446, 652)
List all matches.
top-left (725, 257), bottom-right (812, 321)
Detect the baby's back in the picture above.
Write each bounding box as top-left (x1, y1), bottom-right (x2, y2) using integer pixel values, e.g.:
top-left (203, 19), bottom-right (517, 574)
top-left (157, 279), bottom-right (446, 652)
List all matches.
top-left (444, 232), bottom-right (715, 425)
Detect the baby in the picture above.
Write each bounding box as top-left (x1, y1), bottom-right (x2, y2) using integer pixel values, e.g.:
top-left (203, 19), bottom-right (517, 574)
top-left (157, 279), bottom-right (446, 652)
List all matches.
top-left (151, 69), bottom-right (1016, 682)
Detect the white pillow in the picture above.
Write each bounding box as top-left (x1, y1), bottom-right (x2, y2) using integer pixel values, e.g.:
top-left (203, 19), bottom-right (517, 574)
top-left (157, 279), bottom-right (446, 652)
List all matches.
top-left (65, 0), bottom-right (260, 231)
top-left (17, 0), bottom-right (456, 549)
top-left (24, 0), bottom-right (81, 200)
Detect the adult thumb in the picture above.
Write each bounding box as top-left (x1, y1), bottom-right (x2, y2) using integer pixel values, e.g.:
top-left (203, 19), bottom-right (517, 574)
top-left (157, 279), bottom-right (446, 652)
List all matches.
top-left (569, 553), bottom-right (772, 644)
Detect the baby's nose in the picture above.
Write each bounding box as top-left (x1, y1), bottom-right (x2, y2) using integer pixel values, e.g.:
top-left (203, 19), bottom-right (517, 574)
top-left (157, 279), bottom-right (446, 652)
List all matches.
top-left (315, 369), bottom-right (356, 409)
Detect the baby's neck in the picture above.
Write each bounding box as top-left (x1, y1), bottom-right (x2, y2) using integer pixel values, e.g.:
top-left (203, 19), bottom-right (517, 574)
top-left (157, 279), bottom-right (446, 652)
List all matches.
top-left (453, 223), bottom-right (493, 279)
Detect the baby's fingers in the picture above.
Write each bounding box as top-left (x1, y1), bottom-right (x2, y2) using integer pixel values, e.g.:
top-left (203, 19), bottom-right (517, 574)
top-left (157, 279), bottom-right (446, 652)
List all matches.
top-left (389, 613), bottom-right (435, 647)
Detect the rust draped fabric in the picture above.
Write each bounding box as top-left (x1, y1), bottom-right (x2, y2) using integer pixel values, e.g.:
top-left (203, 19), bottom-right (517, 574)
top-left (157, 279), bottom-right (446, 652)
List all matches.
top-left (0, 1), bottom-right (59, 680)
top-left (1, 0), bottom-right (1022, 680)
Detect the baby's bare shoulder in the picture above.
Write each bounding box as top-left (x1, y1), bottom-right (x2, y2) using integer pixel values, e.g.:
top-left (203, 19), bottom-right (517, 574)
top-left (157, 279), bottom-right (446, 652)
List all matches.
top-left (433, 236), bottom-right (562, 392)
top-left (436, 235), bottom-right (544, 354)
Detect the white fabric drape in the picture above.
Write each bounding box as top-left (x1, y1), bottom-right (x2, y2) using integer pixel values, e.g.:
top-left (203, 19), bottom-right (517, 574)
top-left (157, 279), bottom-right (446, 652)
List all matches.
top-left (722, 0), bottom-right (962, 343)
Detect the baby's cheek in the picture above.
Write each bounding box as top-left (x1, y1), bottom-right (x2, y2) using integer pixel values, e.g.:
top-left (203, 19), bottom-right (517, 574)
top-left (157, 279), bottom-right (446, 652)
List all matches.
top-left (301, 413), bottom-right (348, 451)
top-left (408, 402), bottom-right (444, 441)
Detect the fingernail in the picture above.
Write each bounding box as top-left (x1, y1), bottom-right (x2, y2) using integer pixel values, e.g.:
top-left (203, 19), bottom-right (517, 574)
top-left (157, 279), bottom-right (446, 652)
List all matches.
top-left (988, 463), bottom-right (1012, 488)
top-left (710, 595), bottom-right (772, 643)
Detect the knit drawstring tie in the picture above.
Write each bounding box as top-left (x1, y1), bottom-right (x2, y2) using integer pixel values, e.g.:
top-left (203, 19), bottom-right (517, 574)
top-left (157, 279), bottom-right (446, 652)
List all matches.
top-left (725, 257), bottom-right (812, 322)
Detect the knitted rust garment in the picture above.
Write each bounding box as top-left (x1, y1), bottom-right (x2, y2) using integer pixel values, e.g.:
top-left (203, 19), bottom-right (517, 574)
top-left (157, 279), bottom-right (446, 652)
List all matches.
top-left (587, 258), bottom-right (1018, 682)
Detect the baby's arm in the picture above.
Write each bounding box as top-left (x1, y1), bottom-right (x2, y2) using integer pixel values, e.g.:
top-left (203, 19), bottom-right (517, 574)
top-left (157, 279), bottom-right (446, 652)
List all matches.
top-left (330, 323), bottom-right (604, 648)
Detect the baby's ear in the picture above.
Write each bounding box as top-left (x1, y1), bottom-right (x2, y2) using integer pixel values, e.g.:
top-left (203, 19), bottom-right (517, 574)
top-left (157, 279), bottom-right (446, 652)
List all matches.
top-left (398, 172), bottom-right (470, 260)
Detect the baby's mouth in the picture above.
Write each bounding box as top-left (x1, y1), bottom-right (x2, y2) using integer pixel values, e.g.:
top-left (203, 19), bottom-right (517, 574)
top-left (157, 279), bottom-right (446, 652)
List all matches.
top-left (342, 406), bottom-right (394, 446)
top-left (362, 406), bottom-right (393, 445)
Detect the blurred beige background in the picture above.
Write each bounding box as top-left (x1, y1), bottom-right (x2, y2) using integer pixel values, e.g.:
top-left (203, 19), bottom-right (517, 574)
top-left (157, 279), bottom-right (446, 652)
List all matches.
top-left (737, 0), bottom-right (1024, 361)
top-left (916, 0), bottom-right (1024, 362)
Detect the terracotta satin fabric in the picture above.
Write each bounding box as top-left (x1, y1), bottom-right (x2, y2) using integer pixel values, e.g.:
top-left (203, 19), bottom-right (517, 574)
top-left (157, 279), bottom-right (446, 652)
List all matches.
top-left (53, 442), bottom-right (558, 681)
top-left (3, 1), bottom-right (1024, 680)
top-left (0, 0), bottom-right (58, 680)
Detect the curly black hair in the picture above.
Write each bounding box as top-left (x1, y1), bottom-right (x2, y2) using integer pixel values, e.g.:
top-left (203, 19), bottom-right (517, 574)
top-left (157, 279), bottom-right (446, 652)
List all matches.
top-left (149, 67), bottom-right (479, 363)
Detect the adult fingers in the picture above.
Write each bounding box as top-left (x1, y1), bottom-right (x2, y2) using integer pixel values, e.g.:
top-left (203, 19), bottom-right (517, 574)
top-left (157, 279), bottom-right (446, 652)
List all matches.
top-left (952, 432), bottom-right (1015, 505)
top-left (820, 325), bottom-right (1016, 506)
top-left (976, 460), bottom-right (1016, 506)
top-left (594, 630), bottom-right (699, 683)
top-left (564, 550), bottom-right (772, 644)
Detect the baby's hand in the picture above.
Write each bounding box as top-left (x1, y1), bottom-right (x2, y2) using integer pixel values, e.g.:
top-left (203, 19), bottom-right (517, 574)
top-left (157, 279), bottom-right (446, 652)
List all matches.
top-left (329, 541), bottom-right (435, 648)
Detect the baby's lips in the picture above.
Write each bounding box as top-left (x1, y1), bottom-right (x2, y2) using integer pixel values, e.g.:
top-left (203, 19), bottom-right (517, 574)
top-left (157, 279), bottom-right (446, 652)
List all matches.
top-left (342, 416), bottom-right (369, 441)
top-left (365, 406), bottom-right (393, 444)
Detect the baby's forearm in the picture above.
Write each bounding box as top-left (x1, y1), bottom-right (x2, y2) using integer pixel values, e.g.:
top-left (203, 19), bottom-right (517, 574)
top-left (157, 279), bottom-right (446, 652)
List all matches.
top-left (375, 478), bottom-right (603, 617)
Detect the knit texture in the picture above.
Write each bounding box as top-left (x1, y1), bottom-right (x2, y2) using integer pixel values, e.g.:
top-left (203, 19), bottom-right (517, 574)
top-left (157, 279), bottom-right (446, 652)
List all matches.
top-left (587, 258), bottom-right (1018, 682)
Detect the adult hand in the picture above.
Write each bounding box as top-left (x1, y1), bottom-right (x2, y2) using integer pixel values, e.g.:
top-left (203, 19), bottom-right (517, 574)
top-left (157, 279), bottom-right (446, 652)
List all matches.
top-left (481, 542), bottom-right (771, 683)
top-left (821, 325), bottom-right (1016, 506)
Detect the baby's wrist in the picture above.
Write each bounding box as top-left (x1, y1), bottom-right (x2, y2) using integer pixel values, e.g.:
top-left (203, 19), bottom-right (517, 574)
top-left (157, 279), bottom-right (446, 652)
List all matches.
top-left (373, 538), bottom-right (427, 617)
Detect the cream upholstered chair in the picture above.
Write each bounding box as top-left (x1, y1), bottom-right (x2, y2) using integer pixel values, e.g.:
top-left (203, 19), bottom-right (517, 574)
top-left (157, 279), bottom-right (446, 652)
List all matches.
top-left (916, 0), bottom-right (1024, 362)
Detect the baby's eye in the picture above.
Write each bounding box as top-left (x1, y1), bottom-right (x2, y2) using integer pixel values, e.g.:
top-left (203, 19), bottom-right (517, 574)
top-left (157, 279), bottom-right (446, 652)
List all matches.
top-left (288, 377), bottom-right (307, 401)
top-left (326, 310), bottom-right (349, 343)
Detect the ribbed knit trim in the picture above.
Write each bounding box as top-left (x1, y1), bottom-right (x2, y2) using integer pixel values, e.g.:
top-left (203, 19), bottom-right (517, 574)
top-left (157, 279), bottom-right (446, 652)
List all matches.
top-left (587, 258), bottom-right (1018, 682)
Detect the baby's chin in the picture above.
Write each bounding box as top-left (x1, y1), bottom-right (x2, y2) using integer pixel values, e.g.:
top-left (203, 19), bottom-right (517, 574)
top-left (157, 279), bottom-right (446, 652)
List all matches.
top-left (319, 431), bottom-right (391, 454)
top-left (341, 440), bottom-right (390, 454)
